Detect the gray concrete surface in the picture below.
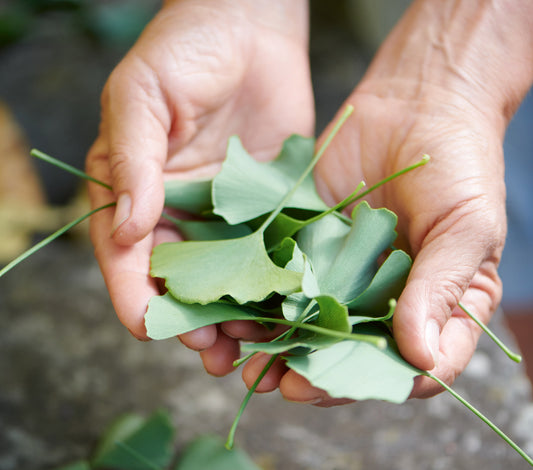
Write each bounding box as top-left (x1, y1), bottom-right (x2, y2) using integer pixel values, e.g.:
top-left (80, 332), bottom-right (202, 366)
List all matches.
top-left (1, 239), bottom-right (532, 470)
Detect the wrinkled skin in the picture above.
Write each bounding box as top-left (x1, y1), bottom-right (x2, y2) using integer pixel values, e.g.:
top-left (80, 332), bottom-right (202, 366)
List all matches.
top-left (87, 0), bottom-right (527, 406)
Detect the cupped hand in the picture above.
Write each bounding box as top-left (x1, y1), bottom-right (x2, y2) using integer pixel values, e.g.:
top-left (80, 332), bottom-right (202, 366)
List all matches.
top-left (242, 80), bottom-right (507, 404)
top-left (85, 0), bottom-right (314, 375)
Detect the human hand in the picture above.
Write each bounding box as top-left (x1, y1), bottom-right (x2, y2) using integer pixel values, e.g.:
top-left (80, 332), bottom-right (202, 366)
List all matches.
top-left (240, 0), bottom-right (533, 404)
top-left (85, 0), bottom-right (313, 374)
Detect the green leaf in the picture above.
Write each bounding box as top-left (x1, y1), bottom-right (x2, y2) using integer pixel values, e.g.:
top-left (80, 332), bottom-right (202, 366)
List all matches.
top-left (53, 461), bottom-right (92, 470)
top-left (241, 334), bottom-right (338, 355)
top-left (145, 294), bottom-right (257, 340)
top-left (151, 231), bottom-right (303, 304)
top-left (164, 178), bottom-right (213, 215)
top-left (91, 410), bottom-right (174, 470)
top-left (314, 295), bottom-right (350, 333)
top-left (298, 202), bottom-right (398, 303)
top-left (285, 329), bottom-right (421, 403)
top-left (165, 216), bottom-right (252, 241)
top-left (212, 135), bottom-right (327, 225)
top-left (175, 435), bottom-right (260, 470)
top-left (348, 249), bottom-right (411, 315)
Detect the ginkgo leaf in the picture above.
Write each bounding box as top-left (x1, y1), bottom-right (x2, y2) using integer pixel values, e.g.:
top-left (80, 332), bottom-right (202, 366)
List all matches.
top-left (145, 294), bottom-right (257, 340)
top-left (175, 435), bottom-right (261, 470)
top-left (166, 217), bottom-right (252, 241)
top-left (150, 231), bottom-right (303, 305)
top-left (212, 135), bottom-right (327, 225)
top-left (348, 250), bottom-right (411, 315)
top-left (164, 178), bottom-right (213, 214)
top-left (91, 410), bottom-right (174, 470)
top-left (314, 295), bottom-right (351, 333)
top-left (241, 334), bottom-right (338, 355)
top-left (285, 330), bottom-right (421, 403)
top-left (298, 202), bottom-right (398, 304)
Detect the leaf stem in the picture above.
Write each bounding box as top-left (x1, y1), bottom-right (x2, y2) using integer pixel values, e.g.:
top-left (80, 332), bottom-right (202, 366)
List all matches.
top-left (31, 149), bottom-right (113, 191)
top-left (426, 372), bottom-right (533, 467)
top-left (458, 302), bottom-right (522, 363)
top-left (0, 203), bottom-right (116, 278)
top-left (225, 354), bottom-right (278, 450)
top-left (351, 154), bottom-right (430, 203)
top-left (249, 315), bottom-right (386, 349)
top-left (257, 105), bottom-right (354, 233)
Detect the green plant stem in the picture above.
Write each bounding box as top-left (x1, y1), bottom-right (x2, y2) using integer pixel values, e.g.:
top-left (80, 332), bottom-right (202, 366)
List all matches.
top-left (31, 149), bottom-right (113, 191)
top-left (350, 154), bottom-right (430, 204)
top-left (247, 315), bottom-right (386, 349)
top-left (0, 203), bottom-right (116, 278)
top-left (426, 372), bottom-right (533, 467)
top-left (225, 354), bottom-right (278, 450)
top-left (114, 441), bottom-right (163, 470)
top-left (258, 105), bottom-right (354, 233)
top-left (458, 302), bottom-right (522, 363)
top-left (226, 303), bottom-right (319, 448)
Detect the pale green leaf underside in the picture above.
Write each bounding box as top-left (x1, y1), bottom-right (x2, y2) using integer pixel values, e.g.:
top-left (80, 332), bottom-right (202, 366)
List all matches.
top-left (164, 178), bottom-right (213, 214)
top-left (212, 135), bottom-right (327, 225)
top-left (145, 294), bottom-right (256, 340)
top-left (285, 335), bottom-right (421, 403)
top-left (150, 231), bottom-right (303, 304)
top-left (348, 249), bottom-right (411, 314)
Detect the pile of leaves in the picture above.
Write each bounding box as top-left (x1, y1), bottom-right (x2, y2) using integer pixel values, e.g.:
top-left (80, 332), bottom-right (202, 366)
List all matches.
top-left (54, 409), bottom-right (260, 470)
top-left (146, 133), bottom-right (421, 407)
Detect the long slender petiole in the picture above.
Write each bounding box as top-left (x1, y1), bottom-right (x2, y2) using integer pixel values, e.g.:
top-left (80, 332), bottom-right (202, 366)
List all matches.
top-left (459, 302), bottom-right (522, 363)
top-left (0, 203), bottom-right (115, 278)
top-left (427, 372), bottom-right (533, 466)
top-left (31, 149), bottom-right (112, 191)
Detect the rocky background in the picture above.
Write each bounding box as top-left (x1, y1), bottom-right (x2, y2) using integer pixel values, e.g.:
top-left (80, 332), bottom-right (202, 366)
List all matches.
top-left (1, 1), bottom-right (532, 469)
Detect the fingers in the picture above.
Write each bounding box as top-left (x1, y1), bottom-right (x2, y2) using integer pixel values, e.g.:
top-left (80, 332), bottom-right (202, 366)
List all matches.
top-left (200, 327), bottom-right (241, 376)
top-left (394, 202), bottom-right (504, 372)
top-left (103, 58), bottom-right (172, 245)
top-left (242, 353), bottom-right (289, 393)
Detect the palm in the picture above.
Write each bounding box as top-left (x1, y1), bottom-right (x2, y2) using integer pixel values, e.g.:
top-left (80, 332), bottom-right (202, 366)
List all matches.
top-left (131, 2), bottom-right (314, 177)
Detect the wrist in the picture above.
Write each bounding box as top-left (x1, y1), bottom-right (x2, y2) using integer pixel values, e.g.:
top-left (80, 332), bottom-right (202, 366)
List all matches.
top-left (161, 0), bottom-right (308, 43)
top-left (358, 0), bottom-right (533, 132)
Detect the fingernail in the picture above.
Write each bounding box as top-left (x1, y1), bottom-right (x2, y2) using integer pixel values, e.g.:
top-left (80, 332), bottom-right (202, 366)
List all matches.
top-left (111, 192), bottom-right (131, 236)
top-left (425, 320), bottom-right (440, 368)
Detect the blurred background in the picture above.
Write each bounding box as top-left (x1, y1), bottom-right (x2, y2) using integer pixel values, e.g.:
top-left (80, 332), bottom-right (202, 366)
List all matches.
top-left (1, 1), bottom-right (532, 469)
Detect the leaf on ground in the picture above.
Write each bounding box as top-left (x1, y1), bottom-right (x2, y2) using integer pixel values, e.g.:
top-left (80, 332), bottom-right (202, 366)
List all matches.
top-left (175, 435), bottom-right (260, 470)
top-left (53, 462), bottom-right (92, 470)
top-left (164, 178), bottom-right (213, 215)
top-left (212, 135), bottom-right (327, 225)
top-left (145, 293), bottom-right (258, 340)
top-left (91, 410), bottom-right (174, 470)
top-left (150, 231), bottom-right (302, 305)
top-left (285, 329), bottom-right (421, 403)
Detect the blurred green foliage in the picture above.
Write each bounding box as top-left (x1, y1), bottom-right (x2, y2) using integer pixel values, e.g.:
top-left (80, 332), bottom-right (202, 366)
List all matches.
top-left (0, 0), bottom-right (157, 48)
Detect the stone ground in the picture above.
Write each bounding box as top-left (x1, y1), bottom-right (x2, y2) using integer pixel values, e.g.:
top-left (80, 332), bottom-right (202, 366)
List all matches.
top-left (0, 239), bottom-right (532, 470)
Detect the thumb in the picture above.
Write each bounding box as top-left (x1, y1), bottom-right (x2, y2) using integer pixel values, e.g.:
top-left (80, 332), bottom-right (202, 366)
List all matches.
top-left (104, 66), bottom-right (171, 245)
top-left (393, 214), bottom-right (493, 372)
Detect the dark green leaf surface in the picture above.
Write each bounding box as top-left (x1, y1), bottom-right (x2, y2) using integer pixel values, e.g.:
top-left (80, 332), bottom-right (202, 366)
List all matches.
top-left (164, 178), bottom-right (213, 214)
top-left (91, 410), bottom-right (174, 470)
